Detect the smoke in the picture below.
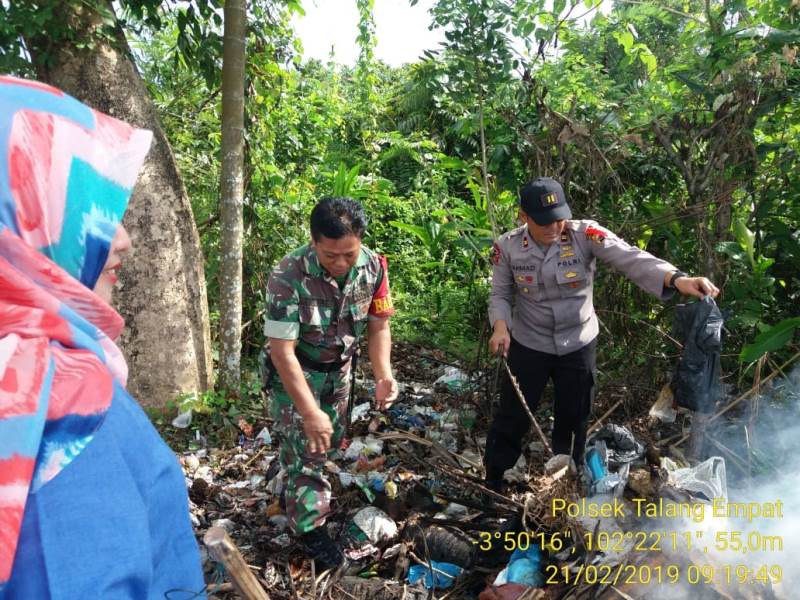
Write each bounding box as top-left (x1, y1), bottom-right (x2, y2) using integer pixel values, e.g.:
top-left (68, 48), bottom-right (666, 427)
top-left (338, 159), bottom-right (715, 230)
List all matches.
top-left (660, 365), bottom-right (800, 599)
top-left (618, 366), bottom-right (800, 599)
top-left (718, 365), bottom-right (800, 598)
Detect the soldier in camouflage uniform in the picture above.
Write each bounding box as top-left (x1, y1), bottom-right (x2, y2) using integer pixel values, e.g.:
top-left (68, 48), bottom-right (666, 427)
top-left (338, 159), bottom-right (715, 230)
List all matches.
top-left (263, 197), bottom-right (397, 570)
top-left (485, 177), bottom-right (719, 491)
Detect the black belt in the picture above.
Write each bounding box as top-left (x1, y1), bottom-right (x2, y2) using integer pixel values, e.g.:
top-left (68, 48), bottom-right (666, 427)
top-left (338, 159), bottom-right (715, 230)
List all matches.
top-left (295, 351), bottom-right (350, 373)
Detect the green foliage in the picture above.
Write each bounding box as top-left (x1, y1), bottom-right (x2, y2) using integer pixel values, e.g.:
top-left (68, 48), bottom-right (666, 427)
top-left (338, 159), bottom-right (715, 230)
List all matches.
top-left (741, 318), bottom-right (800, 363)
top-left (136, 0), bottom-right (800, 383)
top-left (15, 0), bottom-right (798, 397)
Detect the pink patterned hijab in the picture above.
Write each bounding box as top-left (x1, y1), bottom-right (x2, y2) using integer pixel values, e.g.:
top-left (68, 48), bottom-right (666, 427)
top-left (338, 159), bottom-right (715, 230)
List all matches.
top-left (0, 76), bottom-right (152, 587)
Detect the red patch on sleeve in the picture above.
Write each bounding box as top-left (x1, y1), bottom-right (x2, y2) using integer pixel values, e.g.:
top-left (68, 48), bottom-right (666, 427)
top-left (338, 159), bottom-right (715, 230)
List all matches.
top-left (585, 226), bottom-right (607, 244)
top-left (492, 242), bottom-right (502, 265)
top-left (369, 255), bottom-right (395, 318)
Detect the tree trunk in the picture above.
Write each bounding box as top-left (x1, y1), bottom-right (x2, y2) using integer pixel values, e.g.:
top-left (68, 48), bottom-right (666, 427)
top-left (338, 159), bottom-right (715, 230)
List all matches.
top-left (218, 0), bottom-right (247, 392)
top-left (478, 99), bottom-right (497, 239)
top-left (28, 1), bottom-right (213, 407)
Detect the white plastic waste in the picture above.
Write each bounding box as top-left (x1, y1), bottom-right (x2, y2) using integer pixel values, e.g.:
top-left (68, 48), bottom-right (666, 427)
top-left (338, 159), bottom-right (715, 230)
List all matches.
top-left (212, 518), bottom-right (235, 533)
top-left (434, 366), bottom-right (472, 391)
top-left (662, 455), bottom-right (727, 502)
top-left (351, 402), bottom-right (372, 421)
top-left (338, 472), bottom-right (367, 488)
top-left (504, 454), bottom-right (528, 483)
top-left (352, 506), bottom-right (398, 544)
top-left (344, 435), bottom-right (384, 460)
top-left (184, 454), bottom-right (200, 473)
top-left (649, 383), bottom-right (678, 423)
top-left (172, 408), bottom-right (193, 428)
top-left (255, 427), bottom-right (272, 445)
top-left (194, 465), bottom-right (214, 485)
top-left (544, 453), bottom-right (577, 476)
top-left (266, 467), bottom-right (286, 495)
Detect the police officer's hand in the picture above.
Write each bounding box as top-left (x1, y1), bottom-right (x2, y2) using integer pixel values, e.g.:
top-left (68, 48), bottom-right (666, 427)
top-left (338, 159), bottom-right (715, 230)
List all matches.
top-left (303, 408), bottom-right (334, 454)
top-left (675, 276), bottom-right (720, 299)
top-left (489, 325), bottom-right (511, 357)
top-left (375, 377), bottom-right (399, 410)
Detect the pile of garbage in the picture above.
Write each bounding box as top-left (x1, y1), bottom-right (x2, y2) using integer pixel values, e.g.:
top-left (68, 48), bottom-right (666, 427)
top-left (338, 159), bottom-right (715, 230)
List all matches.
top-left (173, 343), bottom-right (782, 600)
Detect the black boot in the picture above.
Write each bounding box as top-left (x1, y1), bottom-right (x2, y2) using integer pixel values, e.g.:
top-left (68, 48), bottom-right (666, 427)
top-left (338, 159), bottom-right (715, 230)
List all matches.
top-left (484, 463), bottom-right (506, 493)
top-left (485, 477), bottom-right (504, 493)
top-left (299, 527), bottom-right (344, 573)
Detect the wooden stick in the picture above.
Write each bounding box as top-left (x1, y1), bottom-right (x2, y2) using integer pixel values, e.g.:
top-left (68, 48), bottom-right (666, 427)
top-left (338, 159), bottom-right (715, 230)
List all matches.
top-left (503, 359), bottom-right (553, 456)
top-left (203, 527), bottom-right (270, 600)
top-left (587, 398), bottom-right (624, 434)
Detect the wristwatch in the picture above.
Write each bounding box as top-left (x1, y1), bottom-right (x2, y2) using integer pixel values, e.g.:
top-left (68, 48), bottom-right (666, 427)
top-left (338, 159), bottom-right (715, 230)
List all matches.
top-left (669, 270), bottom-right (687, 289)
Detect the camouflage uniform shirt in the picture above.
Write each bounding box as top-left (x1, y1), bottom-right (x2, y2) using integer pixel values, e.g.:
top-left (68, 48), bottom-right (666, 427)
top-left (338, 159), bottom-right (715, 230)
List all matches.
top-left (264, 243), bottom-right (394, 362)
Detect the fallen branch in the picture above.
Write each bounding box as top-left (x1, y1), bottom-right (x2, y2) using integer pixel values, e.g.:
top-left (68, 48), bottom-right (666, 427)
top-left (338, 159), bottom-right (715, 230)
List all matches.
top-left (203, 526), bottom-right (270, 600)
top-left (588, 398), bottom-right (625, 434)
top-left (503, 359), bottom-right (553, 456)
top-left (377, 430), bottom-right (462, 470)
top-left (435, 462), bottom-right (524, 510)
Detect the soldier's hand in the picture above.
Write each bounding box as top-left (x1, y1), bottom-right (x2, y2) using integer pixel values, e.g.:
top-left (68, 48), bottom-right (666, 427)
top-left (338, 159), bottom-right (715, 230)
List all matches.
top-left (489, 328), bottom-right (511, 357)
top-left (375, 377), bottom-right (399, 410)
top-left (675, 276), bottom-right (720, 299)
top-left (303, 408), bottom-right (334, 454)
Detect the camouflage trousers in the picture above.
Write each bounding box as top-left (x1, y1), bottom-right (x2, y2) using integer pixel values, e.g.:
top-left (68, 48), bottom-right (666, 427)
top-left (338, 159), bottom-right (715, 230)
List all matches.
top-left (269, 363), bottom-right (350, 534)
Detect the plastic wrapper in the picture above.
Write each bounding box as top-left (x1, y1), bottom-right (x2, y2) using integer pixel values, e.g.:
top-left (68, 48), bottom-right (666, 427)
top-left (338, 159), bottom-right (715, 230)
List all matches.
top-left (408, 561), bottom-right (463, 589)
top-left (589, 424), bottom-right (645, 468)
top-left (661, 456), bottom-right (727, 502)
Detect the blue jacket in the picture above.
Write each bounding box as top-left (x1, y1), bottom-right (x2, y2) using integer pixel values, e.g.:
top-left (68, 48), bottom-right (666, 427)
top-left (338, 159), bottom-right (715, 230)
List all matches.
top-left (3, 385), bottom-right (206, 600)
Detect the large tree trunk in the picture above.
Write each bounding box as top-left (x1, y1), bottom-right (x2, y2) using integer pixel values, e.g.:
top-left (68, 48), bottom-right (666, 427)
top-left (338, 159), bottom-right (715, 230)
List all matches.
top-left (28, 2), bottom-right (213, 407)
top-left (218, 0), bottom-right (247, 391)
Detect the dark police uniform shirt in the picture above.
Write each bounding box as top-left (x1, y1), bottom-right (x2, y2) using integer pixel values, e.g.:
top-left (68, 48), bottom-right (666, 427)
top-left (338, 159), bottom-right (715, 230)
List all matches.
top-left (489, 220), bottom-right (677, 356)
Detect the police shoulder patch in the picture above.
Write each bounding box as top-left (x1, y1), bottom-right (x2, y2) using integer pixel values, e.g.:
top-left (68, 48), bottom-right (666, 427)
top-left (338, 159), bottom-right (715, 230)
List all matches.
top-left (492, 241), bottom-right (502, 265)
top-left (585, 225), bottom-right (607, 244)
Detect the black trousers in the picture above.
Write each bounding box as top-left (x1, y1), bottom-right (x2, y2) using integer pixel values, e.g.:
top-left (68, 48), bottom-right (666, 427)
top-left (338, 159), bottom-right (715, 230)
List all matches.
top-left (484, 337), bottom-right (597, 482)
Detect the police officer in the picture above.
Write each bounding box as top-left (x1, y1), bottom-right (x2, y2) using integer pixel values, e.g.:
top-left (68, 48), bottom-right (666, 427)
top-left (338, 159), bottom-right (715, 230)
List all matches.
top-left (484, 177), bottom-right (719, 491)
top-left (264, 197), bottom-right (398, 570)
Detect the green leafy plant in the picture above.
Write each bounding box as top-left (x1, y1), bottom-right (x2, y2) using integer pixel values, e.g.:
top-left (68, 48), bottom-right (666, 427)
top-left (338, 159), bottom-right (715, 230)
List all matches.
top-left (740, 317), bottom-right (800, 363)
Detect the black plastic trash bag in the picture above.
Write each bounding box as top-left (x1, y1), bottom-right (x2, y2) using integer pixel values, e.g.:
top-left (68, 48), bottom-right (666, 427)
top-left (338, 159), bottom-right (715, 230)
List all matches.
top-left (589, 424), bottom-right (645, 468)
top-left (671, 296), bottom-right (724, 413)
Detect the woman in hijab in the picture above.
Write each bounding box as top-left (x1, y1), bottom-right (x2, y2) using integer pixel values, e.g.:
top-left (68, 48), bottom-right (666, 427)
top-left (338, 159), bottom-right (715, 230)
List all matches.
top-left (0, 76), bottom-right (205, 598)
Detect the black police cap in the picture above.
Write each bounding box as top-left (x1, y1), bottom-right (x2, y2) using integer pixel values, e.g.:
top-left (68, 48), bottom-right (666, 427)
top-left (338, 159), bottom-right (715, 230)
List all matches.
top-left (519, 177), bottom-right (572, 225)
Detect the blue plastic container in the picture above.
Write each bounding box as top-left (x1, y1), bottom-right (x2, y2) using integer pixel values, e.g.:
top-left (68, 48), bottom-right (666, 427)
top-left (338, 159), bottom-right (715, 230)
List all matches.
top-left (585, 447), bottom-right (606, 482)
